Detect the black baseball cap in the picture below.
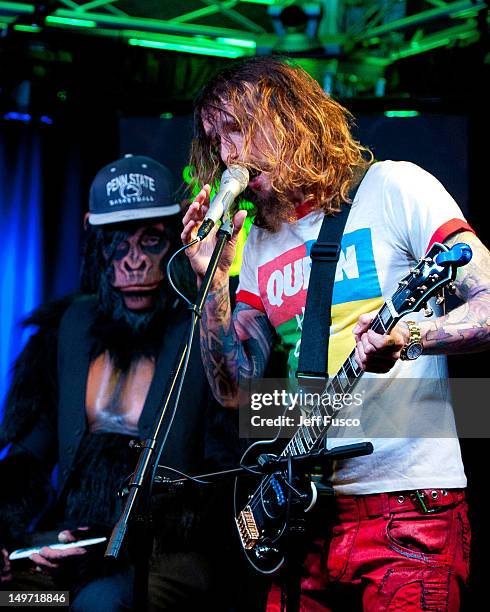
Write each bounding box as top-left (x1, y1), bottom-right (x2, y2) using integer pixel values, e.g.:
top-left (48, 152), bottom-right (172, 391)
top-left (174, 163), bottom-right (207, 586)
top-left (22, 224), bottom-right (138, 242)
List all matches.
top-left (88, 154), bottom-right (181, 225)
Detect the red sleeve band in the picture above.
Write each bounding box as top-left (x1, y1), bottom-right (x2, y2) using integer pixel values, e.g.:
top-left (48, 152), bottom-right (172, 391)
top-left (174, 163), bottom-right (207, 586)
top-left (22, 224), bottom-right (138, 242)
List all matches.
top-left (427, 218), bottom-right (474, 251)
top-left (236, 290), bottom-right (265, 312)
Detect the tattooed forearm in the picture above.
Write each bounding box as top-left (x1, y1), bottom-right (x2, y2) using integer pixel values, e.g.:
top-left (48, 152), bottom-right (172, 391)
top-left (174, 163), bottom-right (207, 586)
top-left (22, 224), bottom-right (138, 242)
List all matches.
top-left (200, 284), bottom-right (239, 406)
top-left (420, 232), bottom-right (490, 354)
top-left (200, 285), bottom-right (273, 407)
top-left (421, 297), bottom-right (490, 353)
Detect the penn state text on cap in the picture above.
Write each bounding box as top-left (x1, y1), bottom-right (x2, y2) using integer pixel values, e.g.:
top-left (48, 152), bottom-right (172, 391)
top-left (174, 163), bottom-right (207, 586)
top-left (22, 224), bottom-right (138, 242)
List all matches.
top-left (88, 154), bottom-right (181, 225)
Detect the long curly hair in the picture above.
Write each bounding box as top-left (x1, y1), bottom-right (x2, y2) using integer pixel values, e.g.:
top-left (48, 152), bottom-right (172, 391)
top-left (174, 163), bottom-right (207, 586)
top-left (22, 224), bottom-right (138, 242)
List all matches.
top-left (190, 57), bottom-right (372, 229)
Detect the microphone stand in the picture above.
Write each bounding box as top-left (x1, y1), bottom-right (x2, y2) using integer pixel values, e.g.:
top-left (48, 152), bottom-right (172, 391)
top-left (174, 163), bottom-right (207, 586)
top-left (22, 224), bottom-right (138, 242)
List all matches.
top-left (104, 219), bottom-right (234, 610)
top-left (154, 443), bottom-right (374, 486)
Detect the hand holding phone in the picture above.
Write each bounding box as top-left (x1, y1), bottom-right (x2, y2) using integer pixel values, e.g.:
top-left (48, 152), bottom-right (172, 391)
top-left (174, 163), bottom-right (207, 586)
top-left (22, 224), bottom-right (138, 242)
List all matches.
top-left (9, 537), bottom-right (107, 561)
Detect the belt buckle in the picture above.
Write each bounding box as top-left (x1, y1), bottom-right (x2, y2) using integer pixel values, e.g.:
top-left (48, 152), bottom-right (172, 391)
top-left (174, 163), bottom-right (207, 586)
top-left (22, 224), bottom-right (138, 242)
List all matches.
top-left (411, 490), bottom-right (439, 514)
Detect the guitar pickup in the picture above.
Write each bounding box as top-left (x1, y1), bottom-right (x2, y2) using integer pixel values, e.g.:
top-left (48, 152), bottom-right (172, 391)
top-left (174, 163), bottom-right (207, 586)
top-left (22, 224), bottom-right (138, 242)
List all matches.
top-left (236, 506), bottom-right (260, 550)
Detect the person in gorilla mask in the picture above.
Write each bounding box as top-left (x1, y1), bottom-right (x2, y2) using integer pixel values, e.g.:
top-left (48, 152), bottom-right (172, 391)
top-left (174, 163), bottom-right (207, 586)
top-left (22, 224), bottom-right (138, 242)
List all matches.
top-left (0, 155), bottom-right (243, 611)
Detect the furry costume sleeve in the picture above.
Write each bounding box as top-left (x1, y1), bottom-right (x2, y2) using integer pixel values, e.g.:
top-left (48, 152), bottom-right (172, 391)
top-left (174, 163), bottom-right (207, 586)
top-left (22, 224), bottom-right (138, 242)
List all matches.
top-left (0, 295), bottom-right (75, 549)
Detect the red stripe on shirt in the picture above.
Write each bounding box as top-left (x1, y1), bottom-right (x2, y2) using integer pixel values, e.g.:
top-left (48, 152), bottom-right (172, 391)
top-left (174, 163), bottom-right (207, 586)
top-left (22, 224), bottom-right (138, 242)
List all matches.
top-left (236, 290), bottom-right (265, 312)
top-left (427, 218), bottom-right (474, 251)
top-left (294, 201), bottom-right (315, 220)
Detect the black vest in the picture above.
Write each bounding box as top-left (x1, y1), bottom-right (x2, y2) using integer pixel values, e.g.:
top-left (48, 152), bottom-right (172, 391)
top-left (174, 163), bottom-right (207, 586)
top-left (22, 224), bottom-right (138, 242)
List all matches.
top-left (56, 296), bottom-right (209, 496)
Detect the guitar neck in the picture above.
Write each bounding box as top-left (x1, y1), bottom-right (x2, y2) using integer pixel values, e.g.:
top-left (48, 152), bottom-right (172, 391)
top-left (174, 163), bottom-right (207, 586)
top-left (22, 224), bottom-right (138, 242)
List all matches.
top-left (283, 301), bottom-right (399, 457)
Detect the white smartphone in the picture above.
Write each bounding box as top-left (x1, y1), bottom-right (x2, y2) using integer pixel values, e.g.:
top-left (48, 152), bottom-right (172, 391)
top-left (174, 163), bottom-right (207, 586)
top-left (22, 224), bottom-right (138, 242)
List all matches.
top-left (9, 537), bottom-right (107, 560)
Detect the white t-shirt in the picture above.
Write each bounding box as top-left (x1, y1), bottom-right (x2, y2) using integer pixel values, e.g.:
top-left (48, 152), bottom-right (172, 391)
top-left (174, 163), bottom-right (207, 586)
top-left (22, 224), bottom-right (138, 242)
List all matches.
top-left (236, 160), bottom-right (473, 494)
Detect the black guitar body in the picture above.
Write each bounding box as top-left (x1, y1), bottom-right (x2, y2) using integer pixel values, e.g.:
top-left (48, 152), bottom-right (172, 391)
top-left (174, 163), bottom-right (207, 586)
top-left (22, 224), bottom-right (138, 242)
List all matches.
top-left (234, 441), bottom-right (318, 574)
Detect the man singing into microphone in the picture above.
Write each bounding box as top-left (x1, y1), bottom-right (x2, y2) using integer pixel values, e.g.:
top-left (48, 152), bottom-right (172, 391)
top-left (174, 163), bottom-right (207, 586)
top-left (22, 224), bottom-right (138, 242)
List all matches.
top-left (182, 57), bottom-right (490, 611)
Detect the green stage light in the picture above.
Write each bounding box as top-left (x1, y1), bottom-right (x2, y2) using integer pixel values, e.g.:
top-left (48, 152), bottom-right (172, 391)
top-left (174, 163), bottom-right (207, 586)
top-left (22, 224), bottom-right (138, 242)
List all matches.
top-left (384, 110), bottom-right (420, 118)
top-left (13, 24), bottom-right (41, 33)
top-left (128, 37), bottom-right (246, 58)
top-left (216, 37), bottom-right (256, 49)
top-left (46, 16), bottom-right (96, 28)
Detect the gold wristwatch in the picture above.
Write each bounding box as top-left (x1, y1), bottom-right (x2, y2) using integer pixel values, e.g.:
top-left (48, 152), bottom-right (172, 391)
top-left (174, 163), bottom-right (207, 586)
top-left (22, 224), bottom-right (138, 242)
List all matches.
top-left (399, 321), bottom-right (423, 361)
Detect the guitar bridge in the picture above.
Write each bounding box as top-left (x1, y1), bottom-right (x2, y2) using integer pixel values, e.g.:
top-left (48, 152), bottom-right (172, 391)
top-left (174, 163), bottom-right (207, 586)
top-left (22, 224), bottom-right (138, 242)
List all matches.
top-left (236, 506), bottom-right (260, 550)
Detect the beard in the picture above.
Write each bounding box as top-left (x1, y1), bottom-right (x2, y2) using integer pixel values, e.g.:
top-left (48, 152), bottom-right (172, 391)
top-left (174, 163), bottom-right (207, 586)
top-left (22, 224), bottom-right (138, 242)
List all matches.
top-left (244, 185), bottom-right (296, 234)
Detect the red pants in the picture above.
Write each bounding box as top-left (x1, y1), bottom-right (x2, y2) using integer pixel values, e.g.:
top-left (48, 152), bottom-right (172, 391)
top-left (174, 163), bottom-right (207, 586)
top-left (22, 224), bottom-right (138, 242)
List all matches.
top-left (268, 489), bottom-right (471, 612)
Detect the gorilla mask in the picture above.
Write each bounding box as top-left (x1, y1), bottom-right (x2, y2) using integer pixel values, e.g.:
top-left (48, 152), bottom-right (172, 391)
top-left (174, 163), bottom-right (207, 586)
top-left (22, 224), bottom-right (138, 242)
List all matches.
top-left (107, 222), bottom-right (170, 311)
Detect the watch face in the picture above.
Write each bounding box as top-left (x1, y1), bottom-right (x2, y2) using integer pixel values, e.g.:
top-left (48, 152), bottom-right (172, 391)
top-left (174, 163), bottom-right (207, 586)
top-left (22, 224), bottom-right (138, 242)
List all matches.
top-left (406, 342), bottom-right (423, 360)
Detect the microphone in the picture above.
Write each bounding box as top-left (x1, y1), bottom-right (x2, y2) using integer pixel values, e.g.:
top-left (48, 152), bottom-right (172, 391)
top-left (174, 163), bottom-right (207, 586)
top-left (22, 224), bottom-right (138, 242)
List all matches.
top-left (197, 164), bottom-right (249, 240)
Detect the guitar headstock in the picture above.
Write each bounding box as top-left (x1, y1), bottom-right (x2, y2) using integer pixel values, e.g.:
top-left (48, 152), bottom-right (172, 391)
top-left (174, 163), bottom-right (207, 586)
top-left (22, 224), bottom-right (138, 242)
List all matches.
top-left (392, 242), bottom-right (472, 318)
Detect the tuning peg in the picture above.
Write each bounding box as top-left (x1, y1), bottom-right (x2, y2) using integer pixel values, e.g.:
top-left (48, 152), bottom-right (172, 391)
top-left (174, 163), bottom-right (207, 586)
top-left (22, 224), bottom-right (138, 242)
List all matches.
top-left (410, 267), bottom-right (422, 276)
top-left (435, 293), bottom-right (445, 305)
top-left (423, 306), bottom-right (434, 317)
top-left (447, 282), bottom-right (456, 294)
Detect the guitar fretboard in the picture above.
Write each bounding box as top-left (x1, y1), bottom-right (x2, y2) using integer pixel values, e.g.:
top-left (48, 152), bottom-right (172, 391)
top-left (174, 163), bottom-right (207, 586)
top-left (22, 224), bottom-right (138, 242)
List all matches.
top-left (281, 303), bottom-right (396, 458)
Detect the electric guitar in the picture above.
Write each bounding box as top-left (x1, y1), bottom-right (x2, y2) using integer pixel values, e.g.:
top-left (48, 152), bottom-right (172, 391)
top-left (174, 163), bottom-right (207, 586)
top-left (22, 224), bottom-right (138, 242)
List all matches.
top-left (234, 241), bottom-right (472, 574)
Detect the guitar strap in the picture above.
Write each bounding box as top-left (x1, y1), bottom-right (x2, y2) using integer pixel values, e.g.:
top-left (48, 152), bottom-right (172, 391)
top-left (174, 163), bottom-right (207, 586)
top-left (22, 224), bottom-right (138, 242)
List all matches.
top-left (296, 168), bottom-right (369, 391)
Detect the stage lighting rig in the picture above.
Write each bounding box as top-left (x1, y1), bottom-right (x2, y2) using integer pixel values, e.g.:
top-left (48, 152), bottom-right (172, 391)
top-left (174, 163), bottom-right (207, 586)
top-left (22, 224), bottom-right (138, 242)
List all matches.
top-left (269, 1), bottom-right (323, 53)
